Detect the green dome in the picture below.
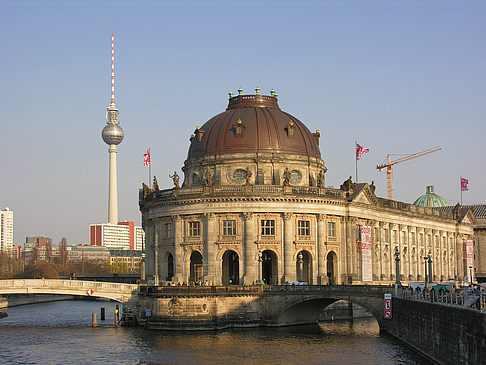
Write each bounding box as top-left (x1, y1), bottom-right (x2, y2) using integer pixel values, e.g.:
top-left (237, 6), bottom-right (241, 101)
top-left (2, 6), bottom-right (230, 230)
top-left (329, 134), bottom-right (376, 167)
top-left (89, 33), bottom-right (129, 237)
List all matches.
top-left (413, 186), bottom-right (449, 207)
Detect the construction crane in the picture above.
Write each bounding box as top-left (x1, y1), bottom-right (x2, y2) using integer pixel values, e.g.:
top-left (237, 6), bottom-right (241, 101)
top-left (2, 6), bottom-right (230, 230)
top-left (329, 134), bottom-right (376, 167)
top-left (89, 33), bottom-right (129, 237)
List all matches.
top-left (377, 146), bottom-right (442, 200)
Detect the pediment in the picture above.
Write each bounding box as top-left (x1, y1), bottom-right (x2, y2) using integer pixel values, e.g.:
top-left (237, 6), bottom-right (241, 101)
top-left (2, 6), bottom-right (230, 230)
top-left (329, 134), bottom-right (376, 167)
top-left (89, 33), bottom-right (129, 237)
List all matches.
top-left (461, 209), bottom-right (476, 225)
top-left (349, 184), bottom-right (378, 206)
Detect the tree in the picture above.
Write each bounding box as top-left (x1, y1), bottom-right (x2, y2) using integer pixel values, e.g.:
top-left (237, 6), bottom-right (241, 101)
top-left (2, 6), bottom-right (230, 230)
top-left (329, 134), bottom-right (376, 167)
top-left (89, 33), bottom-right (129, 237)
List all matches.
top-left (0, 251), bottom-right (22, 279)
top-left (18, 262), bottom-right (60, 279)
top-left (58, 237), bottom-right (68, 275)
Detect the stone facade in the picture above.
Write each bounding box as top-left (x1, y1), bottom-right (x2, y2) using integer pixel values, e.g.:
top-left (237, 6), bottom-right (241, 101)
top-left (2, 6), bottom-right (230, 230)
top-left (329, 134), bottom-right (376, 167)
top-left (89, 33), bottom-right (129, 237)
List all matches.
top-left (139, 93), bottom-right (475, 286)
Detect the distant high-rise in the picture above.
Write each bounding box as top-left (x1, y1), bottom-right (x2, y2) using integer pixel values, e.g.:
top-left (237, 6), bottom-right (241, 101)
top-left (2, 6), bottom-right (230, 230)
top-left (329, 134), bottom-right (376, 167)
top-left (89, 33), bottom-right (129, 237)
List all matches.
top-left (101, 33), bottom-right (124, 224)
top-left (89, 222), bottom-right (145, 250)
top-left (0, 208), bottom-right (13, 252)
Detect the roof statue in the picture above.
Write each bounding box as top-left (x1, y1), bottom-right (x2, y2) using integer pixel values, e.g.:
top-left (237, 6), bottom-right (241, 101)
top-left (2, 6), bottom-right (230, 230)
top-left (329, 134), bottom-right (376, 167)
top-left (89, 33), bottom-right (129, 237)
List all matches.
top-left (169, 171), bottom-right (180, 189)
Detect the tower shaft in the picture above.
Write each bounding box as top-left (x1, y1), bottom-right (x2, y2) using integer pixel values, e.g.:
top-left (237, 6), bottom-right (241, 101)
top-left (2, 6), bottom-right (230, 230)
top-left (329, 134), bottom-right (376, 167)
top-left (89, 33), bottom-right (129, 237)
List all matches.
top-left (108, 145), bottom-right (118, 224)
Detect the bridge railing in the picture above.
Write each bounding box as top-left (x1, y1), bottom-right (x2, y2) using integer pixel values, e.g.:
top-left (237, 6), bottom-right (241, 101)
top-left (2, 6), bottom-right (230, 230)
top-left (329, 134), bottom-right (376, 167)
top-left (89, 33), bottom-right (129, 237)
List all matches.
top-left (139, 285), bottom-right (264, 296)
top-left (395, 287), bottom-right (486, 312)
top-left (0, 279), bottom-right (137, 294)
top-left (264, 284), bottom-right (392, 296)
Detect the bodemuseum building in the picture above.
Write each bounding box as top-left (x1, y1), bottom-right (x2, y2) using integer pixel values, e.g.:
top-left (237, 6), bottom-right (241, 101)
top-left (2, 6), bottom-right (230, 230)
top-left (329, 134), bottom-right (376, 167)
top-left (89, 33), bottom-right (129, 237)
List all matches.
top-left (139, 91), bottom-right (475, 286)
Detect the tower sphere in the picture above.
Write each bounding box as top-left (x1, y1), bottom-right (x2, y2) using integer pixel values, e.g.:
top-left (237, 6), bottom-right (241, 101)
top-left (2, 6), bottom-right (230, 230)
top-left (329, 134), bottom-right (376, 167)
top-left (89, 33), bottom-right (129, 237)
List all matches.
top-left (102, 123), bottom-right (124, 145)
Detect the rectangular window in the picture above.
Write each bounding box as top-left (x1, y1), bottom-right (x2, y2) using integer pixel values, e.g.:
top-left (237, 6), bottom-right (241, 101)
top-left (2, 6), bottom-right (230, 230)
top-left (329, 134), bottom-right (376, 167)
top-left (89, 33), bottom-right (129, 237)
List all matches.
top-left (298, 220), bottom-right (310, 236)
top-left (392, 230), bottom-right (397, 244)
top-left (411, 232), bottom-right (416, 245)
top-left (165, 223), bottom-right (172, 238)
top-left (356, 225), bottom-right (362, 240)
top-left (328, 222), bottom-right (336, 237)
top-left (419, 233), bottom-right (423, 246)
top-left (223, 220), bottom-right (237, 236)
top-left (188, 221), bottom-right (200, 237)
top-left (401, 231), bottom-right (406, 244)
top-left (261, 220), bottom-right (275, 236)
top-left (373, 227), bottom-right (379, 241)
top-left (383, 228), bottom-right (389, 242)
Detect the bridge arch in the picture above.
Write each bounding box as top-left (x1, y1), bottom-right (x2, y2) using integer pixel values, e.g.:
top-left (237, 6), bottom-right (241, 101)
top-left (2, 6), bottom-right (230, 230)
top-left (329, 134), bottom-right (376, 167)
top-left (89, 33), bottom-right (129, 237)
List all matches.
top-left (271, 291), bottom-right (386, 329)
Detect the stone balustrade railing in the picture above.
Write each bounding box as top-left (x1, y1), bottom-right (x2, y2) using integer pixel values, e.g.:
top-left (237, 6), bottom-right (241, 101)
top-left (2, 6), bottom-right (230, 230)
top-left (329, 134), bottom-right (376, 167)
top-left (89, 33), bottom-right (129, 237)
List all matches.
top-left (394, 287), bottom-right (486, 312)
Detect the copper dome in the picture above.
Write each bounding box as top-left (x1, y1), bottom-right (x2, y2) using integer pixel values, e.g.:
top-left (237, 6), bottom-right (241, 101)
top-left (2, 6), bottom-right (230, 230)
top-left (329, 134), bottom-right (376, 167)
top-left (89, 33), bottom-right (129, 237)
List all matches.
top-left (187, 94), bottom-right (321, 160)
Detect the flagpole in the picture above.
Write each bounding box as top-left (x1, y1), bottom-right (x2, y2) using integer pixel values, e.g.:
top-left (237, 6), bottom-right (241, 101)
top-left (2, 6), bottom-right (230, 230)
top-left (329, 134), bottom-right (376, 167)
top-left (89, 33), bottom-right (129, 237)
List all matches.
top-left (149, 148), bottom-right (152, 189)
top-left (460, 176), bottom-right (463, 205)
top-left (355, 140), bottom-right (358, 182)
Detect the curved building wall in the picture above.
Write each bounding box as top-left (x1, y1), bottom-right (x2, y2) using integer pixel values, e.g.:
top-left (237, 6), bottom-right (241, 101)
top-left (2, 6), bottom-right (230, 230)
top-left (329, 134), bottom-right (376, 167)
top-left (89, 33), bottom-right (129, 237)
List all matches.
top-left (140, 184), bottom-right (474, 286)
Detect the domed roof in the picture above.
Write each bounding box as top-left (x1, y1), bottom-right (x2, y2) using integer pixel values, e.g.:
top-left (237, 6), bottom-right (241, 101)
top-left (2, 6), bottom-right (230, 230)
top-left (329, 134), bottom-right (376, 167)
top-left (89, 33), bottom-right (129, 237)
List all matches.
top-left (413, 186), bottom-right (449, 207)
top-left (187, 92), bottom-right (321, 160)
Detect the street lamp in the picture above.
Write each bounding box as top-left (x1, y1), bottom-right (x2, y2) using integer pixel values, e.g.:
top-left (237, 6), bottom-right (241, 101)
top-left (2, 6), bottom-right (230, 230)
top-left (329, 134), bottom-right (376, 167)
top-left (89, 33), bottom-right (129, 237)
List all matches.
top-left (427, 255), bottom-right (433, 284)
top-left (395, 249), bottom-right (401, 287)
top-left (258, 251), bottom-right (263, 284)
top-left (424, 256), bottom-right (428, 290)
top-left (298, 252), bottom-right (304, 282)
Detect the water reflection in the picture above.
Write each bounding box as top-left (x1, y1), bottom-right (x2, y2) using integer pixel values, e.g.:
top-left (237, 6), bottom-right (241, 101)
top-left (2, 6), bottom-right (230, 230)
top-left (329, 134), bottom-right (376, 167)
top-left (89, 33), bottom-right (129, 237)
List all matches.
top-left (0, 300), bottom-right (426, 365)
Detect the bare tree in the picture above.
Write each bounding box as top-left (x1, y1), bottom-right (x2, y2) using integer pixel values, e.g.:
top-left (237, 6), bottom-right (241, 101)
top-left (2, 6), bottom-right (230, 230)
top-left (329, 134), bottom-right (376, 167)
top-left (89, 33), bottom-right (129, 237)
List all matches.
top-left (58, 237), bottom-right (68, 274)
top-left (0, 251), bottom-right (22, 279)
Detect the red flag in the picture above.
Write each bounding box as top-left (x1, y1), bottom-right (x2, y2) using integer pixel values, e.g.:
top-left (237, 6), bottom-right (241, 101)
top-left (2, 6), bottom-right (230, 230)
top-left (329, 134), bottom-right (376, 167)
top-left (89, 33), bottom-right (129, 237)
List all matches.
top-left (356, 143), bottom-right (370, 160)
top-left (461, 177), bottom-right (469, 191)
top-left (143, 149), bottom-right (150, 166)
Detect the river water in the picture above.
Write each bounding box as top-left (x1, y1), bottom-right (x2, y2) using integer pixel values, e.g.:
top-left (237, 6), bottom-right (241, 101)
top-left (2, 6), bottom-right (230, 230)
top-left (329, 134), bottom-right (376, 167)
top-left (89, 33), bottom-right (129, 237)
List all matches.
top-left (0, 300), bottom-right (427, 365)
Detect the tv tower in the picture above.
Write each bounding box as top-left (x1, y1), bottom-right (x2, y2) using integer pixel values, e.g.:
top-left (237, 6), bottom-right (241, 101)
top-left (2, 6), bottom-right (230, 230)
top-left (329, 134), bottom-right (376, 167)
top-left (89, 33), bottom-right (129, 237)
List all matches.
top-left (101, 33), bottom-right (124, 224)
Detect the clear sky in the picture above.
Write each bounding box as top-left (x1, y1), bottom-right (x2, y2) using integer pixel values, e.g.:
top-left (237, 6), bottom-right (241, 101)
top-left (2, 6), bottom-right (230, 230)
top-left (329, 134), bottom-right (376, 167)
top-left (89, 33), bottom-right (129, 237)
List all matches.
top-left (1, 0), bottom-right (485, 246)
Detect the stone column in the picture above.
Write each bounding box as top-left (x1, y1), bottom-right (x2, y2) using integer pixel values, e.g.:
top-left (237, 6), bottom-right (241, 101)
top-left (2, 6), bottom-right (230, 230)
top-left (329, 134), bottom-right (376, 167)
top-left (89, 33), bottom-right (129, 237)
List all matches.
top-left (204, 213), bottom-right (218, 284)
top-left (345, 217), bottom-right (356, 284)
top-left (154, 231), bottom-right (160, 285)
top-left (431, 229), bottom-right (437, 281)
top-left (172, 215), bottom-right (183, 284)
top-left (377, 222), bottom-right (384, 282)
top-left (366, 219), bottom-right (377, 283)
top-left (457, 235), bottom-right (465, 282)
top-left (242, 212), bottom-right (256, 284)
top-left (144, 218), bottom-right (155, 282)
top-left (343, 217), bottom-right (349, 283)
top-left (283, 213), bottom-right (295, 283)
top-left (316, 214), bottom-right (326, 284)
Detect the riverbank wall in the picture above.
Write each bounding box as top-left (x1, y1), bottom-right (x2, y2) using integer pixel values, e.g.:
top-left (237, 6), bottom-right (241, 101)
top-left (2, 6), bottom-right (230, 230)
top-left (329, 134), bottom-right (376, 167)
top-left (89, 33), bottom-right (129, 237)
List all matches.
top-left (384, 298), bottom-right (486, 365)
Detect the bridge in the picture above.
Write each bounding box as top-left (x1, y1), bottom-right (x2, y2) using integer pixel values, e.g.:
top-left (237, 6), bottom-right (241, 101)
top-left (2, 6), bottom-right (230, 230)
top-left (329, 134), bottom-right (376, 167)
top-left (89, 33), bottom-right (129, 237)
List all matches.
top-left (0, 279), bottom-right (139, 303)
top-left (137, 284), bottom-right (392, 329)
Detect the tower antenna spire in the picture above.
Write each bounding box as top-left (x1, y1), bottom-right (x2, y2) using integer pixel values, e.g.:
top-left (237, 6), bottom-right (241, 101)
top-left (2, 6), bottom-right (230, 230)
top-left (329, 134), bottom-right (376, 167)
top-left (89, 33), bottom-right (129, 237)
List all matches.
top-left (102, 33), bottom-right (124, 225)
top-left (111, 33), bottom-right (115, 107)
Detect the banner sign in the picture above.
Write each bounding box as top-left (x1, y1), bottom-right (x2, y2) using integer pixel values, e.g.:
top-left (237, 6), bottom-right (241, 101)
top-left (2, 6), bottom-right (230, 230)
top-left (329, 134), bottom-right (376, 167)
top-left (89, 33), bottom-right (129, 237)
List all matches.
top-left (466, 240), bottom-right (474, 282)
top-left (361, 225), bottom-right (372, 282)
top-left (384, 293), bottom-right (392, 319)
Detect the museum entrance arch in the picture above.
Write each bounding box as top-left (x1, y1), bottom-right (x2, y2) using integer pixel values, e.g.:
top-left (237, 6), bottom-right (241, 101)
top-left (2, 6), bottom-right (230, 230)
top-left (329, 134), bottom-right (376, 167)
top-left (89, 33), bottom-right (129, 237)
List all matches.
top-left (166, 253), bottom-right (174, 281)
top-left (222, 250), bottom-right (239, 285)
top-left (296, 250), bottom-right (312, 284)
top-left (189, 251), bottom-right (203, 283)
top-left (262, 250), bottom-right (278, 285)
top-left (326, 251), bottom-right (337, 284)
